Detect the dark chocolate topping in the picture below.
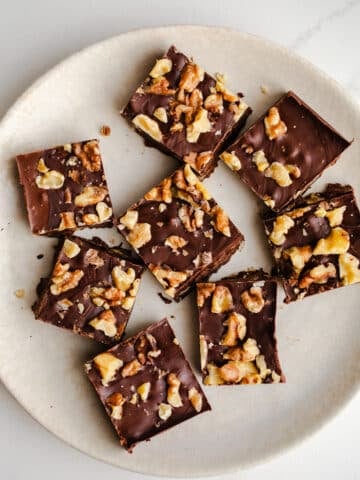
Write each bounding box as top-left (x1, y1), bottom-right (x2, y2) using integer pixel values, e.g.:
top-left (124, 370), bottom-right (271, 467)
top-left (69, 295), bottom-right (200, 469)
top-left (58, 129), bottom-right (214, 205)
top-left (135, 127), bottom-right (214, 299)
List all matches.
top-left (263, 184), bottom-right (360, 302)
top-left (33, 236), bottom-right (144, 344)
top-left (222, 91), bottom-right (351, 211)
top-left (86, 319), bottom-right (211, 450)
top-left (16, 140), bottom-right (114, 235)
top-left (122, 45), bottom-right (251, 178)
top-left (197, 271), bottom-right (284, 384)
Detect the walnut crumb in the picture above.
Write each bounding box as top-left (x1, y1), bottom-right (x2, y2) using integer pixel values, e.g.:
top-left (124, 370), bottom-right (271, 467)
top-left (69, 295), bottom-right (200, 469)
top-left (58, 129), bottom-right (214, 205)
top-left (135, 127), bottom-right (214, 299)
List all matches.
top-left (15, 289), bottom-right (25, 298)
top-left (100, 125), bottom-right (111, 136)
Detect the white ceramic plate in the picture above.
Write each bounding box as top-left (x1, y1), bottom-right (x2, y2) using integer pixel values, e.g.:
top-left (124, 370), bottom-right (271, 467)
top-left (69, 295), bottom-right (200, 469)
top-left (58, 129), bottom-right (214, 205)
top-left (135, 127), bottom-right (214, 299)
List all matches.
top-left (0, 26), bottom-right (359, 477)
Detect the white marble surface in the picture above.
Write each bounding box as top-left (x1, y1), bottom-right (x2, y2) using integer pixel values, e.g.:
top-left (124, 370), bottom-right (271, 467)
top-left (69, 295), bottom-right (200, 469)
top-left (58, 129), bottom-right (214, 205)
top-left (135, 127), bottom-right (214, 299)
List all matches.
top-left (1, 0), bottom-right (359, 478)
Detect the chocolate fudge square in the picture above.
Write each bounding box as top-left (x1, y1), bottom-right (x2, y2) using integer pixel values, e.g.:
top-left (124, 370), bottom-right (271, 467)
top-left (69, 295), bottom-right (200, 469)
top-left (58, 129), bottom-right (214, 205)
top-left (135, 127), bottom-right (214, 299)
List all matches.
top-left (16, 140), bottom-right (114, 235)
top-left (33, 236), bottom-right (144, 344)
top-left (85, 319), bottom-right (211, 451)
top-left (122, 45), bottom-right (251, 178)
top-left (196, 270), bottom-right (284, 385)
top-left (220, 91), bottom-right (351, 212)
top-left (263, 184), bottom-right (360, 303)
top-left (117, 165), bottom-right (244, 301)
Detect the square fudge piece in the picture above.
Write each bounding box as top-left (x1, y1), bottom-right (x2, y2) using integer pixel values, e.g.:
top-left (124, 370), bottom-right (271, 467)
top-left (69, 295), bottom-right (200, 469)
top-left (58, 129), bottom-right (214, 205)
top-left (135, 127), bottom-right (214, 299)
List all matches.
top-left (33, 236), bottom-right (144, 344)
top-left (85, 319), bottom-right (211, 451)
top-left (117, 165), bottom-right (244, 301)
top-left (122, 45), bottom-right (251, 178)
top-left (220, 91), bottom-right (351, 212)
top-left (263, 184), bottom-right (360, 303)
top-left (16, 140), bottom-right (114, 235)
top-left (196, 270), bottom-right (284, 385)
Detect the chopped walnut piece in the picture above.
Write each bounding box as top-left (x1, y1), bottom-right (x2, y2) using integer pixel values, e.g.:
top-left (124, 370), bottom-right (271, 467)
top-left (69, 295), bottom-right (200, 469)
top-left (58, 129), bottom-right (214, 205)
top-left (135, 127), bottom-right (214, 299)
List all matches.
top-left (204, 93), bottom-right (223, 113)
top-left (158, 403), bottom-right (172, 421)
top-left (106, 392), bottom-right (126, 420)
top-left (167, 373), bottom-right (183, 408)
top-left (339, 252), bottom-right (360, 285)
top-left (220, 151), bottom-right (241, 171)
top-left (186, 108), bottom-right (211, 143)
top-left (145, 76), bottom-right (175, 95)
top-left (122, 359), bottom-right (142, 378)
top-left (221, 312), bottom-right (247, 346)
top-left (127, 223), bottom-right (152, 249)
top-left (50, 262), bottom-right (84, 295)
top-left (299, 263), bottom-right (337, 289)
top-left (252, 150), bottom-right (269, 172)
top-left (211, 285), bottom-right (233, 313)
top-left (179, 63), bottom-right (204, 93)
top-left (15, 289), bottom-right (25, 298)
top-left (242, 338), bottom-right (260, 361)
top-left (197, 283), bottom-right (216, 307)
top-left (89, 310), bottom-right (117, 338)
top-left (112, 266), bottom-right (136, 292)
top-left (219, 360), bottom-right (257, 383)
top-left (284, 245), bottom-right (313, 272)
top-left (255, 355), bottom-right (272, 379)
top-left (211, 205), bottom-right (231, 237)
top-left (199, 334), bottom-right (208, 371)
top-left (83, 214), bottom-right (99, 225)
top-left (151, 266), bottom-right (187, 297)
top-left (315, 205), bottom-right (346, 227)
top-left (264, 107), bottom-right (287, 140)
top-left (35, 169), bottom-right (65, 190)
top-left (313, 227), bottom-right (350, 255)
top-left (73, 141), bottom-right (101, 172)
top-left (241, 287), bottom-right (265, 313)
top-left (74, 186), bottom-right (108, 207)
top-left (153, 107), bottom-right (168, 123)
top-left (119, 210), bottom-right (138, 230)
top-left (132, 114), bottom-right (163, 141)
top-left (145, 177), bottom-right (172, 203)
top-left (164, 235), bottom-right (188, 252)
top-left (269, 214), bottom-right (295, 246)
top-left (149, 58), bottom-right (172, 78)
top-left (58, 212), bottom-right (76, 231)
top-left (96, 202), bottom-right (112, 222)
top-left (93, 352), bottom-right (123, 386)
top-left (63, 239), bottom-right (80, 258)
top-left (137, 382), bottom-right (151, 401)
top-left (204, 363), bottom-right (224, 386)
top-left (188, 387), bottom-right (202, 412)
top-left (85, 248), bottom-right (104, 267)
top-left (264, 162), bottom-right (300, 187)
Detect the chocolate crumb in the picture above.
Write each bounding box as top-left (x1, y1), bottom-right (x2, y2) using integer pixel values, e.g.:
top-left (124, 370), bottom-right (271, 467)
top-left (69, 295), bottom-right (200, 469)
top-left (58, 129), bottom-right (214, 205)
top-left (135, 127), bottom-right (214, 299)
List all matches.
top-left (158, 292), bottom-right (172, 304)
top-left (100, 125), bottom-right (111, 136)
top-left (37, 254), bottom-right (44, 259)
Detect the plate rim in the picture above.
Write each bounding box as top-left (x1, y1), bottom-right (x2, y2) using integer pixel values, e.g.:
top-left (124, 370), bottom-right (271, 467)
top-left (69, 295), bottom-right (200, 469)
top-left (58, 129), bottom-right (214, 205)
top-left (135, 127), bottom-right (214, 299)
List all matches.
top-left (0, 25), bottom-right (359, 477)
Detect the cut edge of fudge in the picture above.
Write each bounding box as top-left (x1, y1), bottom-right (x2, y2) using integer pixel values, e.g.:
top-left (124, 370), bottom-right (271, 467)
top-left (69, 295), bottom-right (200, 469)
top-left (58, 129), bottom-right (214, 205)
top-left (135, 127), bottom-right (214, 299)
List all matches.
top-left (122, 45), bottom-right (252, 179)
top-left (16, 139), bottom-right (114, 236)
top-left (196, 270), bottom-right (285, 386)
top-left (33, 235), bottom-right (145, 345)
top-left (262, 183), bottom-right (360, 303)
top-left (220, 90), bottom-right (352, 212)
top-left (84, 318), bottom-right (211, 451)
top-left (117, 164), bottom-right (245, 302)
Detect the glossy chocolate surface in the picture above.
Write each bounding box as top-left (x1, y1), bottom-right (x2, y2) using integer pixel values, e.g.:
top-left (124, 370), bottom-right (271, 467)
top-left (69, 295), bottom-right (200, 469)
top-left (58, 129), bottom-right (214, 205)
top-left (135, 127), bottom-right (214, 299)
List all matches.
top-left (117, 165), bottom-right (244, 301)
top-left (263, 184), bottom-right (360, 302)
top-left (221, 91), bottom-right (350, 211)
top-left (85, 319), bottom-right (211, 451)
top-left (33, 236), bottom-right (144, 344)
top-left (122, 46), bottom-right (251, 178)
top-left (197, 270), bottom-right (284, 385)
top-left (16, 140), bottom-right (114, 235)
